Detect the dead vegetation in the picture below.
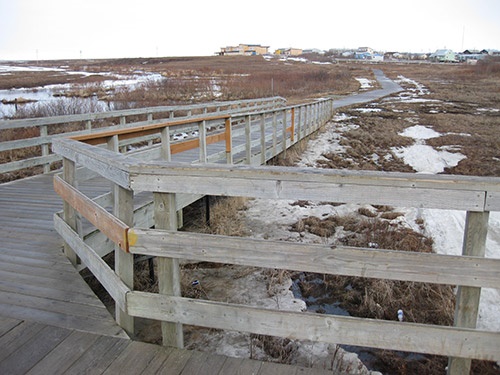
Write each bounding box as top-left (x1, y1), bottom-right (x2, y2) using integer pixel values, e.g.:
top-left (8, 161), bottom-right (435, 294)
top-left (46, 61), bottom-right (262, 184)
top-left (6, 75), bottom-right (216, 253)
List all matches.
top-left (11, 58), bottom-right (498, 374)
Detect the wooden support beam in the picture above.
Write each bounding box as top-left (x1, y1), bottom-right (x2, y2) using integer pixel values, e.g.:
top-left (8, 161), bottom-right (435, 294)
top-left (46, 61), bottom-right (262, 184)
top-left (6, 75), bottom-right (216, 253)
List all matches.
top-left (129, 229), bottom-right (500, 288)
top-left (225, 117), bottom-right (232, 164)
top-left (62, 158), bottom-right (78, 265)
top-left (154, 192), bottom-right (184, 349)
top-left (127, 292), bottom-right (500, 361)
top-left (114, 184), bottom-right (135, 337)
top-left (448, 211), bottom-right (490, 374)
top-left (53, 175), bottom-right (130, 252)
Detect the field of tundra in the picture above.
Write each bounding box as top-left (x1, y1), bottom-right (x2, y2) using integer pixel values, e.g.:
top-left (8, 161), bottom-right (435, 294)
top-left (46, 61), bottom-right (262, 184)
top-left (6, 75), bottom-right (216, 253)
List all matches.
top-left (1, 55), bottom-right (499, 374)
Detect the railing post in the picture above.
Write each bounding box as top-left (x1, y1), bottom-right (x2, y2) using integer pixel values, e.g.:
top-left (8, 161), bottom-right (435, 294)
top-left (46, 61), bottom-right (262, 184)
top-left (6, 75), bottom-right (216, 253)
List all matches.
top-left (290, 108), bottom-right (295, 143)
top-left (447, 211), bottom-right (490, 375)
top-left (260, 113), bottom-right (266, 164)
top-left (154, 192), bottom-right (184, 349)
top-left (225, 117), bottom-right (233, 164)
top-left (108, 134), bottom-right (135, 337)
top-left (282, 110), bottom-right (287, 154)
top-left (85, 120), bottom-right (92, 131)
top-left (297, 106), bottom-right (302, 141)
top-left (245, 115), bottom-right (251, 164)
top-left (40, 125), bottom-right (50, 173)
top-left (160, 126), bottom-right (171, 161)
top-left (199, 120), bottom-right (207, 163)
top-left (62, 158), bottom-right (78, 265)
top-left (272, 112), bottom-right (277, 156)
top-left (114, 184), bottom-right (134, 337)
top-left (305, 105), bottom-right (310, 136)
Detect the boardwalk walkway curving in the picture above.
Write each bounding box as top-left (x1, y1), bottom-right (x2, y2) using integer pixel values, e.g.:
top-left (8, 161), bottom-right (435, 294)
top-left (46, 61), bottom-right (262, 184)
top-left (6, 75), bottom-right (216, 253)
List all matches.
top-left (0, 70), bottom-right (401, 374)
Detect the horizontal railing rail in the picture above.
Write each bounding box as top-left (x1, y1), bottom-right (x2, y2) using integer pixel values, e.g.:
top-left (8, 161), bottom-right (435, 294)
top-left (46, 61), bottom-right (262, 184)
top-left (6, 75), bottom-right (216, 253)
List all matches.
top-left (51, 97), bottom-right (499, 374)
top-left (0, 97), bottom-right (286, 176)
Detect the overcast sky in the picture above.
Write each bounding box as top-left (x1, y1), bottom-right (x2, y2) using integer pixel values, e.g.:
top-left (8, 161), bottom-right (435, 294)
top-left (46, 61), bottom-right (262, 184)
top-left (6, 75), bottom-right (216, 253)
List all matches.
top-left (1, 0), bottom-right (499, 61)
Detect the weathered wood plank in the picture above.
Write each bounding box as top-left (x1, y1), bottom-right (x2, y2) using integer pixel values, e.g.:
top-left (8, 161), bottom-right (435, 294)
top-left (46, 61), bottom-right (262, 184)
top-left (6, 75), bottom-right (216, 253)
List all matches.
top-left (129, 162), bottom-right (499, 211)
top-left (54, 213), bottom-right (130, 311)
top-left (0, 320), bottom-right (46, 362)
top-left (0, 261), bottom-right (84, 284)
top-left (156, 348), bottom-right (193, 374)
top-left (71, 114), bottom-right (229, 145)
top-left (0, 153), bottom-right (61, 174)
top-left (0, 278), bottom-right (104, 307)
top-left (179, 350), bottom-right (227, 375)
top-left (25, 330), bottom-right (99, 375)
top-left (0, 316), bottom-right (22, 337)
top-left (154, 192), bottom-right (184, 348)
top-left (52, 138), bottom-right (131, 188)
top-left (102, 341), bottom-right (162, 374)
top-left (0, 289), bottom-right (114, 321)
top-left (0, 252), bottom-right (76, 272)
top-left (0, 302), bottom-right (125, 337)
top-left (260, 361), bottom-right (298, 375)
top-left (219, 357), bottom-right (262, 375)
top-left (0, 97), bottom-right (284, 130)
top-left (127, 292), bottom-right (500, 361)
top-left (64, 335), bottom-right (131, 374)
top-left (0, 325), bottom-right (71, 374)
top-left (113, 183), bottom-right (135, 337)
top-left (448, 211), bottom-right (490, 374)
top-left (54, 175), bottom-right (130, 252)
top-left (129, 229), bottom-right (500, 288)
top-left (140, 346), bottom-right (173, 373)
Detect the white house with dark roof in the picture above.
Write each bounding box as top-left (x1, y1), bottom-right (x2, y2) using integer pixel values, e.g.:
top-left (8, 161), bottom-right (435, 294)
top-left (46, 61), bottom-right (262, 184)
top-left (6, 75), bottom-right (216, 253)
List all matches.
top-left (430, 49), bottom-right (456, 62)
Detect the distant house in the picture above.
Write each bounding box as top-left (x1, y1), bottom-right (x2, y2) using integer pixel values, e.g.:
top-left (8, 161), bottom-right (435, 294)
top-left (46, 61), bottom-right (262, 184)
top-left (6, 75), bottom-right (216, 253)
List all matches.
top-left (274, 47), bottom-right (303, 56)
top-left (219, 44), bottom-right (270, 56)
top-left (302, 48), bottom-right (325, 55)
top-left (357, 47), bottom-right (374, 54)
top-left (457, 49), bottom-right (489, 63)
top-left (429, 49), bottom-right (456, 62)
top-left (354, 47), bottom-right (381, 61)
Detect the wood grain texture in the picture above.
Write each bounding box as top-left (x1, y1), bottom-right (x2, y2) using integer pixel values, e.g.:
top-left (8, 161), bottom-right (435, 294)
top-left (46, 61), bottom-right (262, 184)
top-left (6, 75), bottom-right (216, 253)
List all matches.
top-left (127, 292), bottom-right (500, 361)
top-left (129, 229), bottom-right (500, 288)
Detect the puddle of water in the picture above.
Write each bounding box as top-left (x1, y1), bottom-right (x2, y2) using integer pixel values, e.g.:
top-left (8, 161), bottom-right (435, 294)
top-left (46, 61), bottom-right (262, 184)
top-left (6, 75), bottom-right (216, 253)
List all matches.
top-left (0, 65), bottom-right (164, 118)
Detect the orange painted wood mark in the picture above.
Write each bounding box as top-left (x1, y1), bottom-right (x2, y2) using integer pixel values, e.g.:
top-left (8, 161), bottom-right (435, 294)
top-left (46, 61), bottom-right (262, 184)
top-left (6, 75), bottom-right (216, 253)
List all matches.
top-left (53, 175), bottom-right (130, 252)
top-left (170, 132), bottom-right (226, 155)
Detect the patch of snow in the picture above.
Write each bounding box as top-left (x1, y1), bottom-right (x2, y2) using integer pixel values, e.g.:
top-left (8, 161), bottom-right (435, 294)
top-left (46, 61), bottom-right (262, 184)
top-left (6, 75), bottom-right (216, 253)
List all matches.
top-left (332, 113), bottom-right (356, 122)
top-left (476, 107), bottom-right (499, 113)
top-left (399, 125), bottom-right (440, 140)
top-left (354, 107), bottom-right (381, 113)
top-left (355, 77), bottom-right (374, 90)
top-left (393, 125), bottom-right (466, 174)
top-left (392, 144), bottom-right (465, 174)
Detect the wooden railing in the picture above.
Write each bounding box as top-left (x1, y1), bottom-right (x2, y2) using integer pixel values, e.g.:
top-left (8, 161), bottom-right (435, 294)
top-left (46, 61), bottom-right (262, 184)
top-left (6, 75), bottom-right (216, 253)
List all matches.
top-left (51, 98), bottom-right (500, 375)
top-left (0, 97), bottom-right (285, 176)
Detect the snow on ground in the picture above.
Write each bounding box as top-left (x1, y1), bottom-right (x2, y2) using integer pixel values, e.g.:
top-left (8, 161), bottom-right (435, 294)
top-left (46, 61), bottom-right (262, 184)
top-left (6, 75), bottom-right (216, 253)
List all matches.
top-left (392, 124), bottom-right (466, 174)
top-left (241, 74), bottom-right (500, 368)
top-left (355, 77), bottom-right (375, 90)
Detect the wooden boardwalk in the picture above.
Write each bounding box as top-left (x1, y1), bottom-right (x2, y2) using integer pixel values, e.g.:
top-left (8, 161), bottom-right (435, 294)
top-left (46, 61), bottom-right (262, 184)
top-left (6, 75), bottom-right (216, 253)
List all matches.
top-left (0, 315), bottom-right (328, 374)
top-left (0, 71), bottom-right (403, 374)
top-left (0, 173), bottom-right (331, 374)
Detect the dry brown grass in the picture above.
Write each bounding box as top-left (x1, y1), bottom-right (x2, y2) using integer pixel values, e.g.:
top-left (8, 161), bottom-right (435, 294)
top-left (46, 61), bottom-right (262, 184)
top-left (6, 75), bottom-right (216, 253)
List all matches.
top-left (378, 61), bottom-right (500, 177)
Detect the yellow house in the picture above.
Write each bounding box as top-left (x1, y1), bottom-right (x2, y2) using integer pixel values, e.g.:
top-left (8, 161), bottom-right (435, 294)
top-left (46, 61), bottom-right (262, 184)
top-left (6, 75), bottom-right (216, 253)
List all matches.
top-left (274, 47), bottom-right (303, 56)
top-left (219, 44), bottom-right (270, 56)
